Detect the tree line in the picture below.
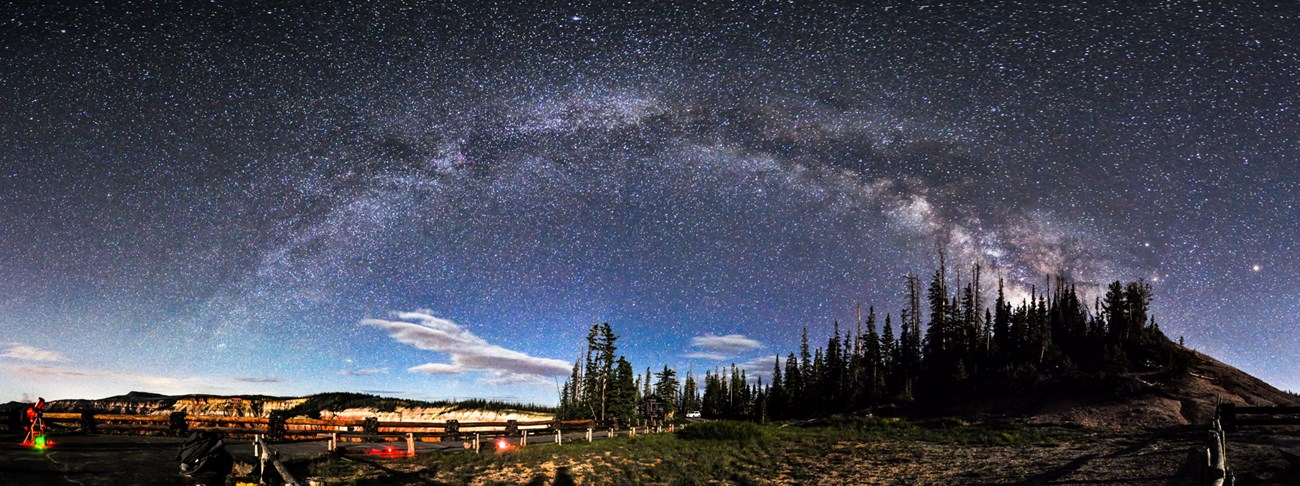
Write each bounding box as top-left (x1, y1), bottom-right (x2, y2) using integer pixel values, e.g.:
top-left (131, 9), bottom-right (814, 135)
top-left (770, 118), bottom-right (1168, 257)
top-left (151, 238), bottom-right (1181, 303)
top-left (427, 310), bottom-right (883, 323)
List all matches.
top-left (557, 255), bottom-right (1192, 423)
top-left (555, 323), bottom-right (702, 424)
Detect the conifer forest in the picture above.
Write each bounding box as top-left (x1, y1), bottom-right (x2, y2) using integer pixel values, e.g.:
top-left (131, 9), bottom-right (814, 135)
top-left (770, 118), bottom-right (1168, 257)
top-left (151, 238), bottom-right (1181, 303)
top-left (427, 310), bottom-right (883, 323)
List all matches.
top-left (556, 255), bottom-right (1193, 423)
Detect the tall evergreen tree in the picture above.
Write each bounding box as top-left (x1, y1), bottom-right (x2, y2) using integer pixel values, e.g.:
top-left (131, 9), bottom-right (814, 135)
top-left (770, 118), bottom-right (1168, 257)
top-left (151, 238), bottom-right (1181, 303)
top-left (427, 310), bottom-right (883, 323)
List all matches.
top-left (826, 321), bottom-right (844, 407)
top-left (1102, 281), bottom-right (1129, 342)
top-left (799, 326), bottom-right (812, 389)
top-left (865, 307), bottom-right (883, 400)
top-left (783, 352), bottom-right (801, 415)
top-left (680, 370), bottom-right (700, 416)
top-left (578, 323), bottom-right (619, 420)
top-left (993, 279), bottom-right (1011, 361)
top-left (769, 355), bottom-right (785, 419)
top-left (608, 357), bottom-right (638, 425)
top-left (654, 365), bottom-right (680, 414)
top-left (924, 256), bottom-right (950, 375)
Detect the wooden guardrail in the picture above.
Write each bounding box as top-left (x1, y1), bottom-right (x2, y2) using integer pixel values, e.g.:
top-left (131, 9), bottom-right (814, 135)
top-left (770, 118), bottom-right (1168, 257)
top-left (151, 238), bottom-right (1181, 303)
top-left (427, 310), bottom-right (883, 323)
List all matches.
top-left (1203, 416), bottom-right (1229, 486)
top-left (1203, 404), bottom-right (1300, 486)
top-left (35, 411), bottom-right (608, 442)
top-left (254, 435), bottom-right (301, 486)
top-left (1216, 404), bottom-right (1300, 431)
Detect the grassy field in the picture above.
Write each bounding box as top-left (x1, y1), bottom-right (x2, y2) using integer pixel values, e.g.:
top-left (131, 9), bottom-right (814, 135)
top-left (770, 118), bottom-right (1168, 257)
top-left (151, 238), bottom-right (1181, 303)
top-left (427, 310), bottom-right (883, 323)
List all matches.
top-left (262, 416), bottom-right (1173, 485)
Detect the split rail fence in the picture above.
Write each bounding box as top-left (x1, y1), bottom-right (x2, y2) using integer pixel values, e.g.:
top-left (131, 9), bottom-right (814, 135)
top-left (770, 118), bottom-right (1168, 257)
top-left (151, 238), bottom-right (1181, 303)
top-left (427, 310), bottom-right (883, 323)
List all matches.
top-left (1201, 404), bottom-right (1300, 486)
top-left (8, 411), bottom-right (680, 486)
top-left (30, 411), bottom-right (637, 443)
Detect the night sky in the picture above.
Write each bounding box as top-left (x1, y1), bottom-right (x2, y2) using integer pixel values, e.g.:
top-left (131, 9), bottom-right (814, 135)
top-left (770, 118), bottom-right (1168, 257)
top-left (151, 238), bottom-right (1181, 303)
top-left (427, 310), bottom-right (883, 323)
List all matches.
top-left (2, 2), bottom-right (1297, 405)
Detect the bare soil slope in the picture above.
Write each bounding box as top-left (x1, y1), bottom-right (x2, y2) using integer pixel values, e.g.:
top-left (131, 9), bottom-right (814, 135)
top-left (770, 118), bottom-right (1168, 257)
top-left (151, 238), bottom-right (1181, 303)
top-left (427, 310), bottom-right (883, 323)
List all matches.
top-left (1032, 351), bottom-right (1299, 429)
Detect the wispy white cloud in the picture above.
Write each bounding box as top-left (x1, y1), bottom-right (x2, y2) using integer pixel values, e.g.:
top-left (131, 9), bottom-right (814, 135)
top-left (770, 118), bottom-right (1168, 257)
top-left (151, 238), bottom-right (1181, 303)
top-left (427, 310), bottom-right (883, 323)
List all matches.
top-left (737, 355), bottom-right (780, 381)
top-left (682, 351), bottom-right (729, 360)
top-left (360, 389), bottom-right (405, 396)
top-left (3, 364), bottom-right (193, 390)
top-left (0, 364), bottom-right (292, 398)
top-left (233, 376), bottom-right (283, 383)
top-left (338, 367), bottom-right (390, 376)
top-left (407, 363), bottom-right (460, 375)
top-left (687, 334), bottom-right (763, 359)
top-left (1, 342), bottom-right (68, 362)
top-left (362, 311), bottom-right (570, 386)
top-left (480, 373), bottom-right (554, 387)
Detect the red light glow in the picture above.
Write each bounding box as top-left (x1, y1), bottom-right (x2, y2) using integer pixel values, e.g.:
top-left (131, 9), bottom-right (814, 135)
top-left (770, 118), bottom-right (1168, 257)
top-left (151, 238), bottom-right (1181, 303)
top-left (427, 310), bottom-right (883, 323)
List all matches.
top-left (496, 438), bottom-right (509, 451)
top-left (364, 445), bottom-right (406, 458)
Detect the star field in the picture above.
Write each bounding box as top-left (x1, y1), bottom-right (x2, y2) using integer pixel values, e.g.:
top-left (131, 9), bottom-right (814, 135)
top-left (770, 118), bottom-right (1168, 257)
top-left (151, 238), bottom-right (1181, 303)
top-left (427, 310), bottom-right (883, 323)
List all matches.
top-left (1, 1), bottom-right (1297, 404)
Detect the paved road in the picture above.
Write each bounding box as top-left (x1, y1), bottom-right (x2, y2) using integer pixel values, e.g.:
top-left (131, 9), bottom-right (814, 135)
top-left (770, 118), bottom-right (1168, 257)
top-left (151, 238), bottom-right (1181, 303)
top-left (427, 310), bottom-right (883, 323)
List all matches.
top-left (0, 431), bottom-right (186, 486)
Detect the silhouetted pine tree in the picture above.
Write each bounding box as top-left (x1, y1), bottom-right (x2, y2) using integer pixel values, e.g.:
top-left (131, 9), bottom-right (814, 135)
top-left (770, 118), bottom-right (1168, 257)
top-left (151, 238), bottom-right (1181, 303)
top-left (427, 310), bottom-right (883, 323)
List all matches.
top-left (783, 352), bottom-right (801, 416)
top-left (654, 365), bottom-right (680, 415)
top-left (768, 355), bottom-right (785, 419)
top-left (608, 357), bottom-right (638, 425)
top-left (924, 259), bottom-right (950, 386)
top-left (993, 279), bottom-right (1011, 363)
top-left (864, 307), bottom-right (884, 403)
top-left (680, 370), bottom-right (700, 416)
top-left (825, 321), bottom-right (844, 409)
top-left (881, 313), bottom-right (897, 397)
top-left (578, 323), bottom-right (618, 420)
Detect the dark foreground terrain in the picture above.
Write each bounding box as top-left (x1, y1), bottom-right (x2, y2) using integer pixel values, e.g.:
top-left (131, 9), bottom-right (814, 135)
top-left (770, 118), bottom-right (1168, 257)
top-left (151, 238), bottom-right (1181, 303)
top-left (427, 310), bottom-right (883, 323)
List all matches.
top-left (6, 417), bottom-right (1296, 486)
top-left (0, 432), bottom-right (186, 486)
top-left (289, 417), bottom-right (1300, 485)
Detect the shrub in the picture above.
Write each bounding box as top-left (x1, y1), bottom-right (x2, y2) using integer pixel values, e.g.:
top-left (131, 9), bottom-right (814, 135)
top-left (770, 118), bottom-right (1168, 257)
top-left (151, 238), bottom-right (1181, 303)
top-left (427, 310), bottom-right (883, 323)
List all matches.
top-left (676, 420), bottom-right (771, 443)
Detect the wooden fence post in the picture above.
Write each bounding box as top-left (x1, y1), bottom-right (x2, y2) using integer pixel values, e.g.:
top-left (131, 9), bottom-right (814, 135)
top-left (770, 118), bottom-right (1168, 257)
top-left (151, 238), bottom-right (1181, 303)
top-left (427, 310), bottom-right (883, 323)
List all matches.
top-left (586, 428), bottom-right (593, 442)
top-left (169, 411), bottom-right (188, 436)
top-left (474, 433), bottom-right (480, 453)
top-left (406, 433), bottom-right (415, 456)
top-left (328, 433), bottom-right (337, 454)
top-left (1218, 404), bottom-right (1237, 432)
top-left (255, 435), bottom-right (267, 484)
top-left (445, 419), bottom-right (459, 440)
top-left (256, 435), bottom-right (302, 486)
top-left (268, 411), bottom-right (287, 441)
top-left (1207, 427), bottom-right (1227, 486)
top-left (80, 411), bottom-right (97, 434)
top-left (521, 431), bottom-right (527, 446)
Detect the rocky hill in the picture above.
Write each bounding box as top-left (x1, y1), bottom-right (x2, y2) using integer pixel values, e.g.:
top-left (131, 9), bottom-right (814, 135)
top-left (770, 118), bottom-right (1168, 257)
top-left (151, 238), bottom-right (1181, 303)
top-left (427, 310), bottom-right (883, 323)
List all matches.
top-left (1027, 351), bottom-right (1300, 429)
top-left (40, 391), bottom-right (554, 423)
top-left (43, 391), bottom-right (306, 417)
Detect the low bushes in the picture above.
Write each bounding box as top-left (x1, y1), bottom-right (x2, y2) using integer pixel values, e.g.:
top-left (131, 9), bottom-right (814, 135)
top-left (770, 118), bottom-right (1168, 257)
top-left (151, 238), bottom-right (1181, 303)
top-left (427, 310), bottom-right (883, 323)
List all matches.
top-left (676, 420), bottom-right (772, 443)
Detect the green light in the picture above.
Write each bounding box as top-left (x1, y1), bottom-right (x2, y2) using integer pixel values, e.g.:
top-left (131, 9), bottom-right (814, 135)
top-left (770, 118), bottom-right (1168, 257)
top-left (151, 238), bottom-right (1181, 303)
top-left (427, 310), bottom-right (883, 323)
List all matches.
top-left (33, 435), bottom-right (46, 448)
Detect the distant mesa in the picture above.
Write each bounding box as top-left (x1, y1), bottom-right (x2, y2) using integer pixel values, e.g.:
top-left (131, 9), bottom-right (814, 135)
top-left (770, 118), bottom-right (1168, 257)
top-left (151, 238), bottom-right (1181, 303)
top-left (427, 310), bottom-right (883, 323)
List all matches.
top-left (28, 391), bottom-right (555, 424)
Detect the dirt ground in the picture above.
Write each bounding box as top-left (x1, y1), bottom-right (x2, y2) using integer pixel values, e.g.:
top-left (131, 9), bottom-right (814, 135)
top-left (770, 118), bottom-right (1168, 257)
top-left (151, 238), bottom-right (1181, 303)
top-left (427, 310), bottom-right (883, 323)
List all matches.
top-left (774, 429), bottom-right (1196, 485)
top-left (309, 426), bottom-right (1300, 485)
top-left (2, 426), bottom-right (1298, 485)
top-left (764, 428), bottom-right (1296, 485)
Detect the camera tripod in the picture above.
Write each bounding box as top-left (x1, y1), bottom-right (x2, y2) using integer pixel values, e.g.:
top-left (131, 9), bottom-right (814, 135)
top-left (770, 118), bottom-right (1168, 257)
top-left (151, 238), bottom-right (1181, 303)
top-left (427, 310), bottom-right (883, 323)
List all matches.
top-left (22, 412), bottom-right (46, 446)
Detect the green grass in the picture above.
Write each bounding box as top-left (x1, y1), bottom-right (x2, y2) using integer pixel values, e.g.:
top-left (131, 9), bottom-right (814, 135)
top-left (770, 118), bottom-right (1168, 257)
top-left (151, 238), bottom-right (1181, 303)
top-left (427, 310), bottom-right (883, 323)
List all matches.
top-left (676, 420), bottom-right (772, 443)
top-left (789, 415), bottom-right (1069, 447)
top-left (291, 416), bottom-right (1077, 485)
